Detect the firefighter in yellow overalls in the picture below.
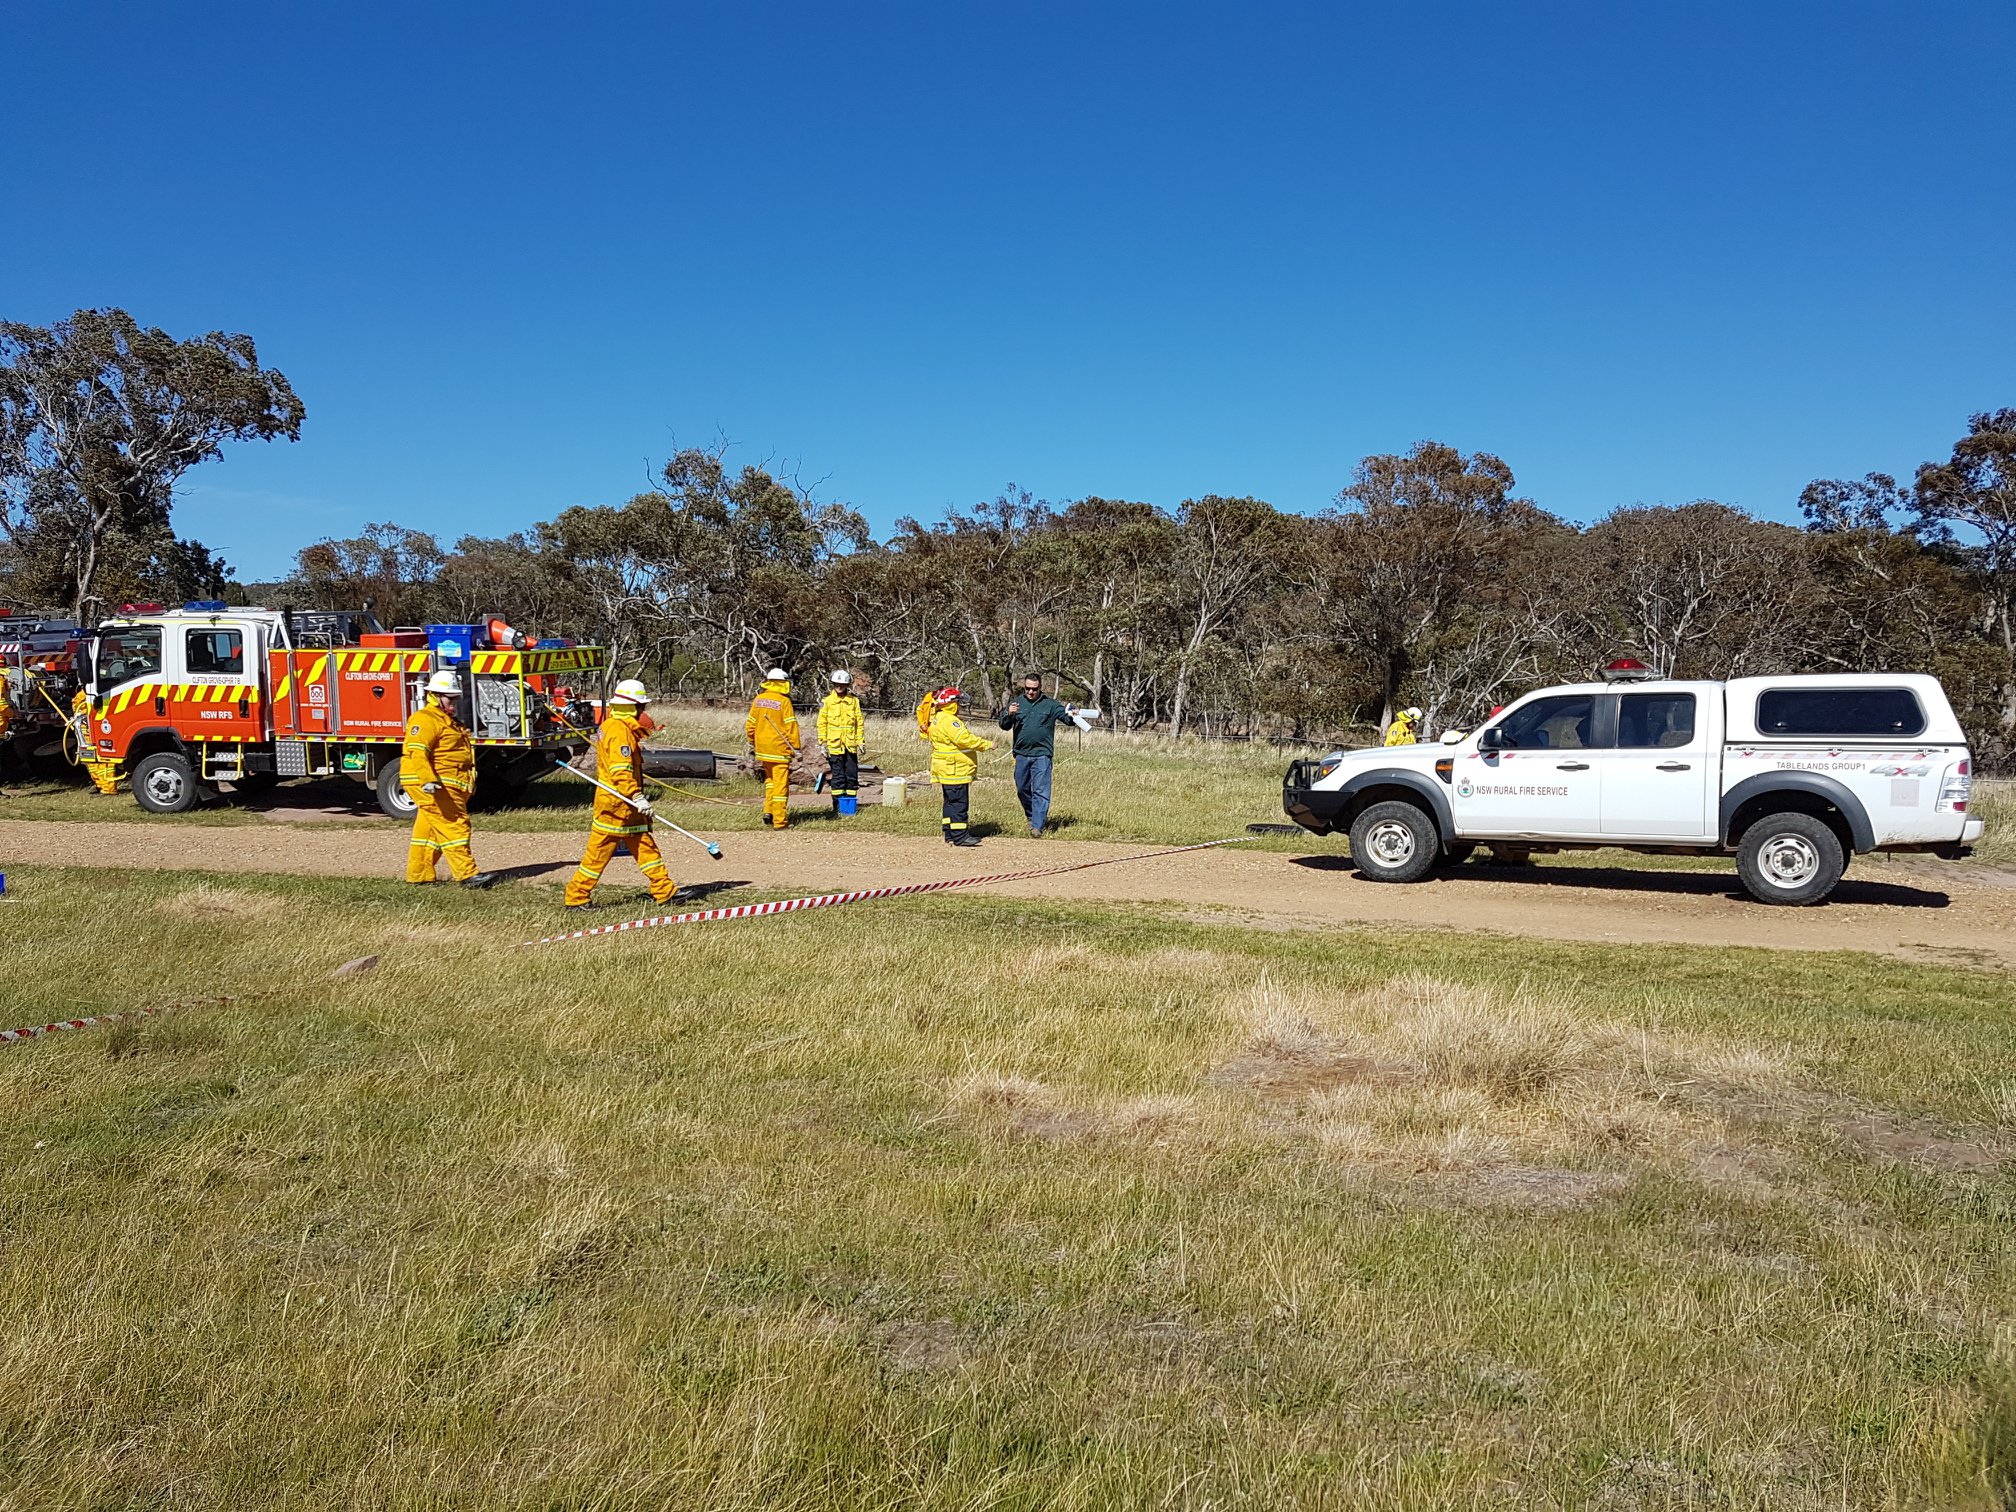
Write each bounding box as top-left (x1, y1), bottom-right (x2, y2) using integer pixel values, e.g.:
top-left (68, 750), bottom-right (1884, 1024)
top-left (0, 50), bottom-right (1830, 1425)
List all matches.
top-left (565, 679), bottom-right (675, 912)
top-left (71, 688), bottom-right (121, 794)
top-left (744, 667), bottom-right (801, 829)
top-left (402, 669), bottom-right (494, 888)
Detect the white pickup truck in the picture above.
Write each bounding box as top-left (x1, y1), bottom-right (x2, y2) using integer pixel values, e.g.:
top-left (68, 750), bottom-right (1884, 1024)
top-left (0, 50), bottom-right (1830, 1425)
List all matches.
top-left (1282, 673), bottom-right (1982, 905)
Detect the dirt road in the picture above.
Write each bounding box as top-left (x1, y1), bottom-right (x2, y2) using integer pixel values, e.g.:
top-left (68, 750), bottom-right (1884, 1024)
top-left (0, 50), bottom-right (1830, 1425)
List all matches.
top-left (2, 819), bottom-right (2010, 966)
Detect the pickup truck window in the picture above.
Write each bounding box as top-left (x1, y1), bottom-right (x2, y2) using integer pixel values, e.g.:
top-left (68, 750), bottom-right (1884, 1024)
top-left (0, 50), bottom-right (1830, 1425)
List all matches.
top-left (1757, 687), bottom-right (1925, 738)
top-left (1618, 693), bottom-right (1695, 748)
top-left (1494, 694), bottom-right (1595, 750)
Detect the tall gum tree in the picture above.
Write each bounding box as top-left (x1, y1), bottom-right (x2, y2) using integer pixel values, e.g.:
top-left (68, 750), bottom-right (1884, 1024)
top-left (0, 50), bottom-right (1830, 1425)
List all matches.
top-left (0, 308), bottom-right (302, 617)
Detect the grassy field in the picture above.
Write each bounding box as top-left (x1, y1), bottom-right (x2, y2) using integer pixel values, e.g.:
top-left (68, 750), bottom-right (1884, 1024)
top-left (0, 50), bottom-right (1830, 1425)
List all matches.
top-left (0, 865), bottom-right (2011, 1508)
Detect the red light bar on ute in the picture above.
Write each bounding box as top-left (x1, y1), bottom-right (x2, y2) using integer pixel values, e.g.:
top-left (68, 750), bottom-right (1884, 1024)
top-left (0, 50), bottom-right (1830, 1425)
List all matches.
top-left (1599, 657), bottom-right (1657, 682)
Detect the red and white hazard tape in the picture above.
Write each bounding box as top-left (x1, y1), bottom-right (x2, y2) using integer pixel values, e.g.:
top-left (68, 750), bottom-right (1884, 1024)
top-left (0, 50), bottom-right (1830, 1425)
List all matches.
top-left (526, 836), bottom-right (1251, 946)
top-left (0, 992), bottom-right (255, 1049)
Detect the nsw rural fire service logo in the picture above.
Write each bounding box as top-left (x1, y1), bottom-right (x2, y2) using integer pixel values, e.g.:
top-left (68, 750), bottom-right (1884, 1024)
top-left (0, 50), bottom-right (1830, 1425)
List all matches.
top-left (1456, 776), bottom-right (1474, 798)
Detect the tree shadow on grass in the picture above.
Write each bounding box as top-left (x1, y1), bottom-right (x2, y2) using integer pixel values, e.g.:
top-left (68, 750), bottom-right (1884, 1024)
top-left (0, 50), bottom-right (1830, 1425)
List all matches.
top-left (1289, 854), bottom-right (1951, 909)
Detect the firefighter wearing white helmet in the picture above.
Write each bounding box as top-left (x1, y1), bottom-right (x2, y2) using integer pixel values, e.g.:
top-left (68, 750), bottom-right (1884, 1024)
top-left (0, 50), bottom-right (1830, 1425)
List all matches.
top-left (816, 669), bottom-right (864, 813)
top-left (565, 678), bottom-right (675, 911)
top-left (402, 667), bottom-right (495, 888)
top-left (744, 666), bottom-right (800, 829)
top-left (1384, 706), bottom-right (1425, 747)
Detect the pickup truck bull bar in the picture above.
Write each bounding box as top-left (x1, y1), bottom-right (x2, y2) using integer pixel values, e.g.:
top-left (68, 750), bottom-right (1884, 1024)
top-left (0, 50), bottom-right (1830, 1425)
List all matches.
top-left (1282, 758), bottom-right (1347, 836)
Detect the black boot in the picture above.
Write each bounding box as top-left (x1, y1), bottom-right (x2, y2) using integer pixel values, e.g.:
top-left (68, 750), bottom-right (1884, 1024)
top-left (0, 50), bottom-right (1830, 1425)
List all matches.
top-left (461, 873), bottom-right (497, 890)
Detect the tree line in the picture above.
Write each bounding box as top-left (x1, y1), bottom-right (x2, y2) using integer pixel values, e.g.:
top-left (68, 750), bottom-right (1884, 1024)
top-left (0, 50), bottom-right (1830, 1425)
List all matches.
top-left (5, 310), bottom-right (2013, 764)
top-left (281, 425), bottom-right (2016, 766)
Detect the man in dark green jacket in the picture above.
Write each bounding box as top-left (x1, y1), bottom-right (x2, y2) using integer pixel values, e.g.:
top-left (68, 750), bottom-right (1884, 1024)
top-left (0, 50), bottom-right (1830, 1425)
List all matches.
top-left (997, 672), bottom-right (1078, 836)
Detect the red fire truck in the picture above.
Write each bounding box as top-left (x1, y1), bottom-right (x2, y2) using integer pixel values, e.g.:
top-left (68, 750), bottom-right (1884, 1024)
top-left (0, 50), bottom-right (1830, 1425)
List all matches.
top-left (82, 605), bottom-right (604, 815)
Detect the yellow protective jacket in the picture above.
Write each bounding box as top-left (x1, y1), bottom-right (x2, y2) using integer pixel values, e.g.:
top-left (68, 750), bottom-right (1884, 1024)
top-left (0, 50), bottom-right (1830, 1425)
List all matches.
top-left (1384, 713), bottom-right (1421, 747)
top-left (402, 702), bottom-right (477, 792)
top-left (0, 679), bottom-right (12, 741)
top-left (745, 680), bottom-right (800, 763)
top-left (591, 710), bottom-right (651, 834)
top-left (914, 691), bottom-right (936, 739)
top-left (817, 691), bottom-right (864, 754)
top-left (927, 704), bottom-right (992, 784)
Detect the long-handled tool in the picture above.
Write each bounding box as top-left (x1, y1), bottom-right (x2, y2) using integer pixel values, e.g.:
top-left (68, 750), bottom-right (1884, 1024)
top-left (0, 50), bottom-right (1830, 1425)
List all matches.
top-left (553, 760), bottom-right (723, 859)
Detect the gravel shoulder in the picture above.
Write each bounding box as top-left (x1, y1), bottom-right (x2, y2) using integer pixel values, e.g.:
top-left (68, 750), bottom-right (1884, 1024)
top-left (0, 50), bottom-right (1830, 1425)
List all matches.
top-left (6, 819), bottom-right (2012, 967)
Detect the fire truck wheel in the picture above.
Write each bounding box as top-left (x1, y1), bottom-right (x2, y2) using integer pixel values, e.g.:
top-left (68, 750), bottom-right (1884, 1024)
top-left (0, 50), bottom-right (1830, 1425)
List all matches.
top-left (132, 751), bottom-right (205, 814)
top-left (375, 761), bottom-right (418, 820)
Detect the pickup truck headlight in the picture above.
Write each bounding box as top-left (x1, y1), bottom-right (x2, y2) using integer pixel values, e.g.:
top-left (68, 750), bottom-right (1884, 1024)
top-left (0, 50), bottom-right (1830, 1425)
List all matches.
top-left (1311, 752), bottom-right (1345, 782)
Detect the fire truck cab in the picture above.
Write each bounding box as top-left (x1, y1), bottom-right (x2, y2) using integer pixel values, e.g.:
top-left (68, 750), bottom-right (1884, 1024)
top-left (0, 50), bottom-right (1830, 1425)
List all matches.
top-left (83, 605), bottom-right (603, 816)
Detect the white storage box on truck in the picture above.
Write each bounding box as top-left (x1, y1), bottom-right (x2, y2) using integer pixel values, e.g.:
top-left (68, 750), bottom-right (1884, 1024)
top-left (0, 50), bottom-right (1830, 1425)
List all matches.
top-left (1282, 673), bottom-right (1982, 905)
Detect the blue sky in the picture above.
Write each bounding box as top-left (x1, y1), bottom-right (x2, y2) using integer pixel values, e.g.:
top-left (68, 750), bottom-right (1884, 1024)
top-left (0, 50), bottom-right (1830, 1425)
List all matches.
top-left (5, 1), bottom-right (2012, 581)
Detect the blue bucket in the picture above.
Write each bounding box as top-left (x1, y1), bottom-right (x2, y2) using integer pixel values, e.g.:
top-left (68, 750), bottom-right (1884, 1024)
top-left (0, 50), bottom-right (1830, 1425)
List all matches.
top-left (837, 796), bottom-right (857, 816)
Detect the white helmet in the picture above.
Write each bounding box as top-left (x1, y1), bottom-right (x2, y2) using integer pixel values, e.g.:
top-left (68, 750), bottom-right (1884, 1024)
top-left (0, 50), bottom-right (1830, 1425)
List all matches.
top-left (1404, 706), bottom-right (1423, 720)
top-left (610, 678), bottom-right (648, 706)
top-left (425, 670), bottom-right (461, 696)
top-left (765, 667), bottom-right (788, 681)
top-left (829, 669), bottom-right (852, 686)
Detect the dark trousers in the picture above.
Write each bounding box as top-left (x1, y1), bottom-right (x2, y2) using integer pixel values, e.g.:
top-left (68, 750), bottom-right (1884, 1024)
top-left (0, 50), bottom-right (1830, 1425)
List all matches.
top-left (826, 751), bottom-right (858, 798)
top-left (940, 782), bottom-right (970, 837)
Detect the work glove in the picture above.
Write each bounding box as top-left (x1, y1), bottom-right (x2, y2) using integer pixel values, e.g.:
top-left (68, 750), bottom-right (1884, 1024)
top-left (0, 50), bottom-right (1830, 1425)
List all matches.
top-left (632, 797), bottom-right (654, 815)
top-left (422, 782), bottom-right (441, 794)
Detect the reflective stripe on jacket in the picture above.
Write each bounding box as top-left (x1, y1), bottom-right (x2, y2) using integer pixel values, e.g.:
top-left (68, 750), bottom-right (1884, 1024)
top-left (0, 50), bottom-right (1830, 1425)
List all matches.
top-left (745, 680), bottom-right (801, 762)
top-left (817, 691), bottom-right (864, 754)
top-left (592, 710), bottom-right (652, 835)
top-left (403, 703), bottom-right (476, 791)
top-left (927, 704), bottom-right (992, 784)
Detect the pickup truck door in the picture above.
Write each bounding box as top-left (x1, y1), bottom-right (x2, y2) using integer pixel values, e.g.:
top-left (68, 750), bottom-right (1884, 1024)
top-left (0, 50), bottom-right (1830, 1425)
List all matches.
top-left (1453, 692), bottom-right (1605, 837)
top-left (1598, 689), bottom-right (1717, 840)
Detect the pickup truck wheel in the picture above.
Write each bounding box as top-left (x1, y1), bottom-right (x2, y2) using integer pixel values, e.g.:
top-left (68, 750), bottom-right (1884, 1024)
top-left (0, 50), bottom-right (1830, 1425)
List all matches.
top-left (1349, 801), bottom-right (1440, 884)
top-left (132, 751), bottom-right (204, 815)
top-left (376, 761), bottom-right (418, 821)
top-left (1736, 812), bottom-right (1844, 906)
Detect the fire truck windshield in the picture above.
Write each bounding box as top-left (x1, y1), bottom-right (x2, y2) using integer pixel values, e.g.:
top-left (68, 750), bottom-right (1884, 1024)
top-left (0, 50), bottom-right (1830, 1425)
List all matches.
top-left (95, 625), bottom-right (162, 687)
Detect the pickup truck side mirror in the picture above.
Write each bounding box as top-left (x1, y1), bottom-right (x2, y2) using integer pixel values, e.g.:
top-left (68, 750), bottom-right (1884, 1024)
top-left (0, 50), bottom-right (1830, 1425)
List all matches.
top-left (1478, 726), bottom-right (1506, 751)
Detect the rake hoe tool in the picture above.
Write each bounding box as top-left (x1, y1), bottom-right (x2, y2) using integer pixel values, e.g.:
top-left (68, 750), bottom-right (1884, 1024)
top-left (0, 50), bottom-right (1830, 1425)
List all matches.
top-left (552, 760), bottom-right (724, 859)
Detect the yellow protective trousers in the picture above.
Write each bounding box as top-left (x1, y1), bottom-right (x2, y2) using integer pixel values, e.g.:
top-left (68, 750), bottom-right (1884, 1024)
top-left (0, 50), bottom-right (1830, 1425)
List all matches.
top-left (85, 759), bottom-right (121, 794)
top-left (760, 760), bottom-right (791, 827)
top-left (565, 824), bottom-right (674, 906)
top-left (405, 785), bottom-right (480, 882)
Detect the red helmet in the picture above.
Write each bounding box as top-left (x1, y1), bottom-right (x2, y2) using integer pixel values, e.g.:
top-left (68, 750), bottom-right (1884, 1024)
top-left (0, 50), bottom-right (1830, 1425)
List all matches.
top-left (933, 686), bottom-right (961, 705)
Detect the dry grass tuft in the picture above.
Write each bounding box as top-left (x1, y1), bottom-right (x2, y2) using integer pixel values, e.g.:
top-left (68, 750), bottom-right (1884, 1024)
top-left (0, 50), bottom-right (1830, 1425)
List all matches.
top-left (1990, 1082), bottom-right (2016, 1127)
top-left (1209, 974), bottom-right (1795, 1186)
top-left (1831, 1113), bottom-right (2005, 1173)
top-left (950, 1071), bottom-right (1053, 1110)
top-left (943, 974), bottom-right (1804, 1190)
top-left (155, 883), bottom-right (285, 922)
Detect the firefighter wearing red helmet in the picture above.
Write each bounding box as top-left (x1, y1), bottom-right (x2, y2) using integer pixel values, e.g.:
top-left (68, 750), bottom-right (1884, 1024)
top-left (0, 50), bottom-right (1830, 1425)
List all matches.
top-left (402, 669), bottom-right (494, 888)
